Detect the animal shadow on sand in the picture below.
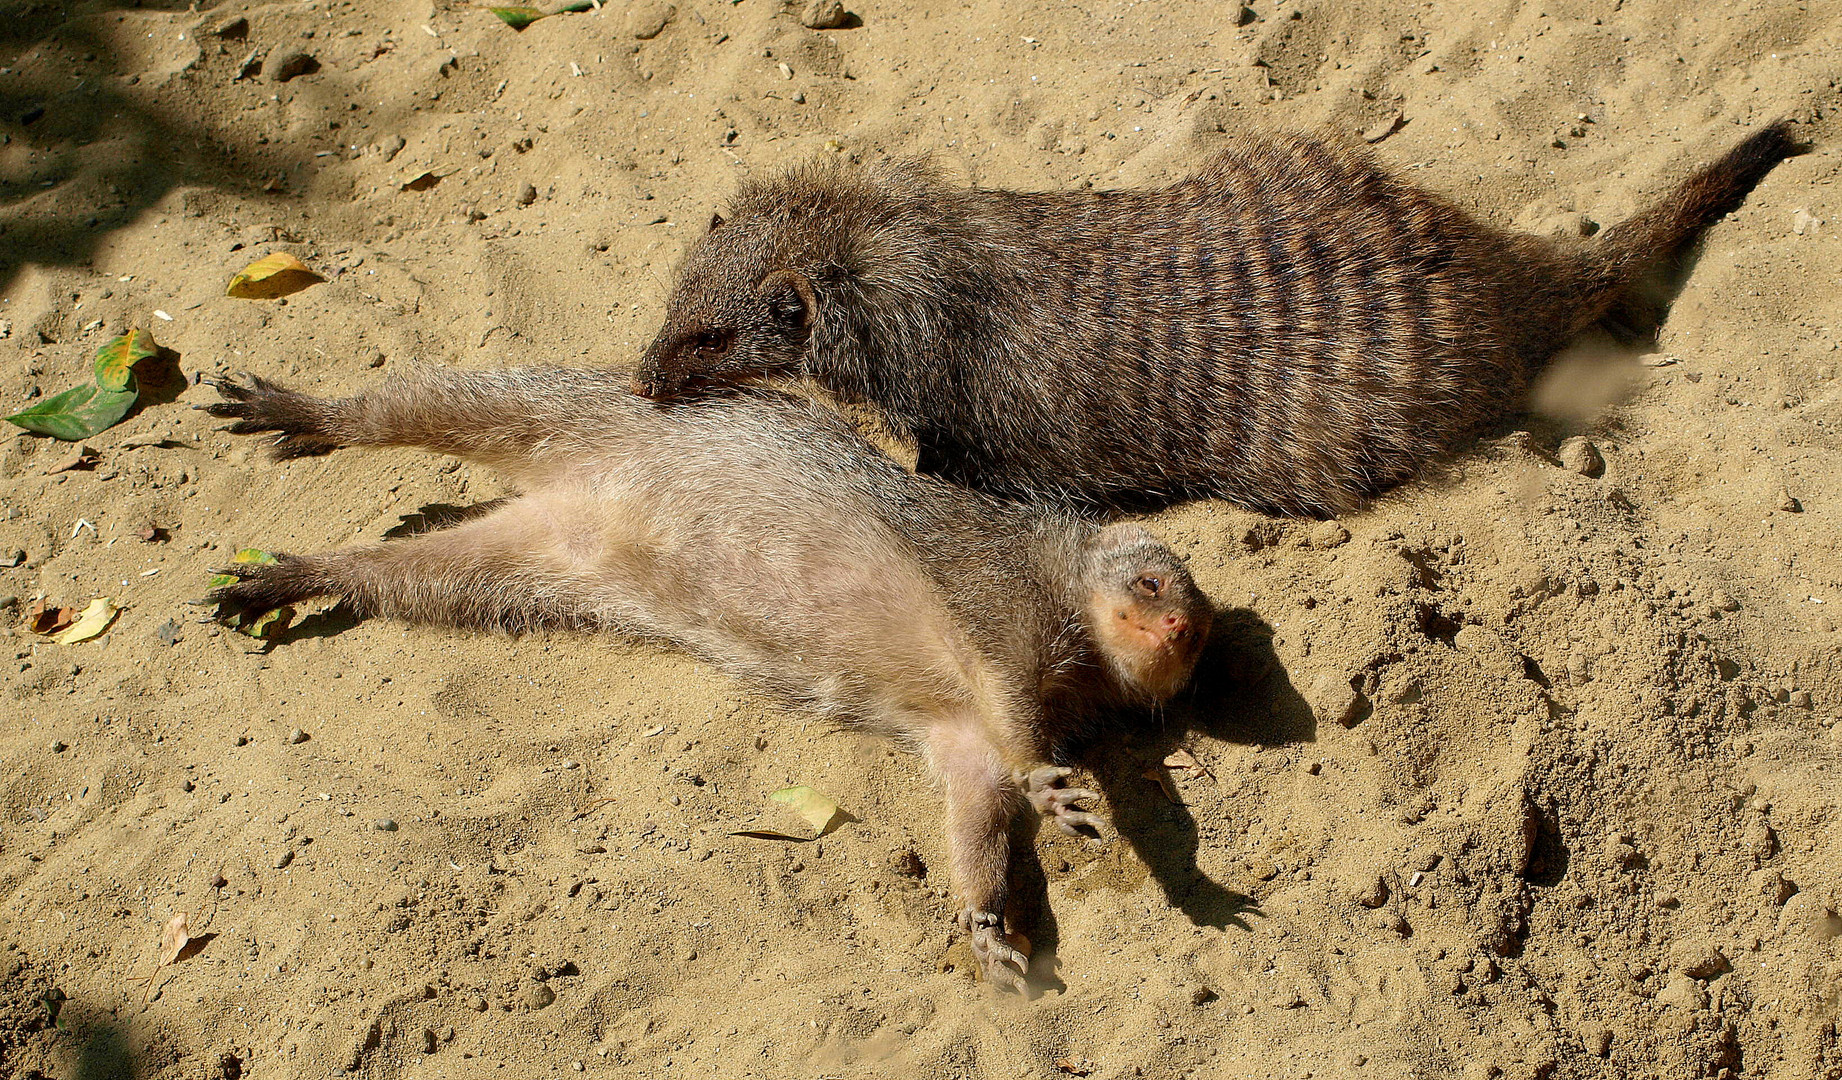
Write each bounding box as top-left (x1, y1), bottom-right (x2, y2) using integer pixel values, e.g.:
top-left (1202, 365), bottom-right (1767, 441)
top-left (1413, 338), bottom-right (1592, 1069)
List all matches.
top-left (1073, 606), bottom-right (1312, 934)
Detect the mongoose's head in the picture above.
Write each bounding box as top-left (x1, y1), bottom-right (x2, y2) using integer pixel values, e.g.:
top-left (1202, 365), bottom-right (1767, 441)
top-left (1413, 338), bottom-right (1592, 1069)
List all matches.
top-left (635, 212), bottom-right (819, 400)
top-left (1078, 524), bottom-right (1212, 704)
top-left (635, 157), bottom-right (949, 400)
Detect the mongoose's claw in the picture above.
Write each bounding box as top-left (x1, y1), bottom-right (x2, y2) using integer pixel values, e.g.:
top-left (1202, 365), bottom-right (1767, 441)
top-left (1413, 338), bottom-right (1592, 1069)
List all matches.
top-left (1021, 765), bottom-right (1109, 840)
top-left (201, 374), bottom-right (341, 458)
top-left (206, 554), bottom-right (321, 617)
top-left (959, 909), bottom-right (1028, 990)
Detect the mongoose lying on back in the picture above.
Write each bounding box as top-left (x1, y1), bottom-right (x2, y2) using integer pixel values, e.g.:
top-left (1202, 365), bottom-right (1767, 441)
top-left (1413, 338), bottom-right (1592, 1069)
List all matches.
top-left (633, 123), bottom-right (1800, 515)
top-left (202, 366), bottom-right (1212, 988)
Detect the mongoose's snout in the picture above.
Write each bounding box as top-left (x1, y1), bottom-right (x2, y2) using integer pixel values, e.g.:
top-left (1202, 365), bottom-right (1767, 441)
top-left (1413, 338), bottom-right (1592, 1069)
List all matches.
top-left (630, 349), bottom-right (676, 399)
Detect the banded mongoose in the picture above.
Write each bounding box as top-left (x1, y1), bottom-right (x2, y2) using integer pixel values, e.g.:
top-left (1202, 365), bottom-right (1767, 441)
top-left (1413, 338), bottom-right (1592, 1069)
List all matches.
top-left (203, 366), bottom-right (1213, 988)
top-left (634, 123), bottom-right (1800, 515)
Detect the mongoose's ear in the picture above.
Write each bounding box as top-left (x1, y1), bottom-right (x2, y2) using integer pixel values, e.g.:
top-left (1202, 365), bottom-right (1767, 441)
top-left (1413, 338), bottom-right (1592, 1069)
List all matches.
top-left (709, 212), bottom-right (725, 232)
top-left (759, 269), bottom-right (817, 329)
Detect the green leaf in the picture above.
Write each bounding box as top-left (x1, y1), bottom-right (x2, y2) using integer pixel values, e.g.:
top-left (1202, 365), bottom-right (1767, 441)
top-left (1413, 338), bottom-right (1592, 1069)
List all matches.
top-left (207, 548), bottom-right (280, 589)
top-left (6, 382), bottom-right (139, 440)
top-left (93, 329), bottom-right (160, 392)
top-left (209, 550), bottom-right (294, 639)
top-left (488, 5), bottom-right (547, 28)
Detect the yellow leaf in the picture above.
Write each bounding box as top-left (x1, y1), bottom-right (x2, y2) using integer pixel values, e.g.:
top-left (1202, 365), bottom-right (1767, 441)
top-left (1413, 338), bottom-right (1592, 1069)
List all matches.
top-left (93, 329), bottom-right (161, 392)
top-left (769, 785), bottom-right (852, 837)
top-left (226, 253), bottom-right (324, 300)
top-left (53, 598), bottom-right (118, 644)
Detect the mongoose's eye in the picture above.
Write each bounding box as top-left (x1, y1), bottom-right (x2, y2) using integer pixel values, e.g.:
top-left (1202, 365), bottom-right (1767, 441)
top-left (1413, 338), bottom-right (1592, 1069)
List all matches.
top-left (1132, 575), bottom-right (1163, 598)
top-left (692, 331), bottom-right (735, 360)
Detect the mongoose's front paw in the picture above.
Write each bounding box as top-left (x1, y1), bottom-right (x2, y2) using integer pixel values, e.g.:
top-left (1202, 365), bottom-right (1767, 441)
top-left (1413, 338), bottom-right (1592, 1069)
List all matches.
top-left (206, 554), bottom-right (325, 620)
top-left (1020, 765), bottom-right (1108, 839)
top-left (199, 374), bottom-right (340, 458)
top-left (958, 908), bottom-right (1029, 991)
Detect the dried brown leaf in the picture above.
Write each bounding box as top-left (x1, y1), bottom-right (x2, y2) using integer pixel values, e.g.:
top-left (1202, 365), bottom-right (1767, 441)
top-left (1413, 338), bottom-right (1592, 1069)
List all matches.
top-left (1162, 747), bottom-right (1217, 782)
top-left (1142, 766), bottom-right (1181, 804)
top-left (44, 446), bottom-right (99, 474)
top-left (158, 912), bottom-right (192, 967)
top-left (27, 598), bottom-right (77, 636)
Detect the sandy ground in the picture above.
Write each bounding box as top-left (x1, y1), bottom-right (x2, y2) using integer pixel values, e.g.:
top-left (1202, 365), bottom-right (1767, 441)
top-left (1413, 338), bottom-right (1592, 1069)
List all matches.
top-left (1, 1), bottom-right (1839, 1077)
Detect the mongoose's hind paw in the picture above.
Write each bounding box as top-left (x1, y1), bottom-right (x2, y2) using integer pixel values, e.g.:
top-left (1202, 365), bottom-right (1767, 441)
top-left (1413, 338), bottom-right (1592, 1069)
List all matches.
top-left (1021, 765), bottom-right (1108, 839)
top-left (958, 909), bottom-right (1028, 991)
top-left (206, 554), bottom-right (325, 618)
top-left (199, 374), bottom-right (340, 458)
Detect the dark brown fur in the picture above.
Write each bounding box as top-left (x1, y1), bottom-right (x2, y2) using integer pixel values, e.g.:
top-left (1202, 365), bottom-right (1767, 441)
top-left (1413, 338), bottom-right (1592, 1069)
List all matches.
top-left (202, 366), bottom-right (1212, 987)
top-left (636, 124), bottom-right (1801, 515)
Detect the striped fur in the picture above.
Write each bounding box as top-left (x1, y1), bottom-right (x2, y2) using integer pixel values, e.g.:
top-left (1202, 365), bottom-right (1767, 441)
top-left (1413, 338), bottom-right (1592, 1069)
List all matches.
top-left (637, 124), bottom-right (1800, 515)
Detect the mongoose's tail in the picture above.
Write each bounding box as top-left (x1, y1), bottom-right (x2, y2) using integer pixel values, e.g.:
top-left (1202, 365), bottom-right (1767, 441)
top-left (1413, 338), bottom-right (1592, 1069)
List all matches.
top-left (1580, 121), bottom-right (1804, 339)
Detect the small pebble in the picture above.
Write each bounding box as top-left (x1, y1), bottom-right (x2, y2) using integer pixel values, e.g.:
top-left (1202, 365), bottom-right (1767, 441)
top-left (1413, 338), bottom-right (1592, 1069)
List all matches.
top-left (518, 183), bottom-right (539, 207)
top-left (1350, 876), bottom-right (1390, 908)
top-left (1307, 670), bottom-right (1362, 727)
top-left (210, 872), bottom-right (228, 889)
top-left (627, 2), bottom-right (675, 39)
top-left (273, 849), bottom-right (294, 870)
top-left (270, 51), bottom-right (318, 82)
top-left (520, 981), bottom-right (557, 1010)
top-left (287, 728), bottom-right (309, 744)
top-left (1362, 113), bottom-right (1404, 144)
top-left (1307, 521), bottom-right (1350, 550)
top-left (375, 818), bottom-right (399, 832)
top-left (49, 739), bottom-right (67, 753)
top-left (1709, 589), bottom-right (1740, 612)
top-left (799, 0), bottom-right (850, 29)
top-left (420, 1028), bottom-right (437, 1054)
top-left (1188, 982), bottom-right (1215, 1005)
top-left (1556, 436), bottom-right (1604, 478)
top-left (1656, 972), bottom-right (1706, 1010)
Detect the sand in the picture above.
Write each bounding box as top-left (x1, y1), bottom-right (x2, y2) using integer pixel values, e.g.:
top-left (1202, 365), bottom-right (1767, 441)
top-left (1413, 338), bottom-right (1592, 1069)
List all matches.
top-left (1, 1), bottom-right (1839, 1078)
